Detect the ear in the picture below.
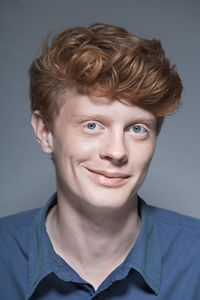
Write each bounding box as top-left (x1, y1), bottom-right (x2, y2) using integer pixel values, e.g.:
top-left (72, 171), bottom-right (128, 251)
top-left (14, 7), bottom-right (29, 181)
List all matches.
top-left (31, 110), bottom-right (53, 154)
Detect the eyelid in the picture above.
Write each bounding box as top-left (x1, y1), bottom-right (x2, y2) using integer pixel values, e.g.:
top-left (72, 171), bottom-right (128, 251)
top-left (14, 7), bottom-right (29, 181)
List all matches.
top-left (127, 124), bottom-right (148, 133)
top-left (83, 121), bottom-right (103, 132)
top-left (83, 121), bottom-right (101, 126)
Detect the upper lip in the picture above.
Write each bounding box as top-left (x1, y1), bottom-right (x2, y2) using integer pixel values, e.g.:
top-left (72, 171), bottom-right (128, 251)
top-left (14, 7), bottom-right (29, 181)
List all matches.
top-left (86, 168), bottom-right (131, 178)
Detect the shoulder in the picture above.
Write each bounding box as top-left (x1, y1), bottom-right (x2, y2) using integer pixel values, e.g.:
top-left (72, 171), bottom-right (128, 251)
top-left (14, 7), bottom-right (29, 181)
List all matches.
top-left (148, 204), bottom-right (200, 260)
top-left (0, 208), bottom-right (42, 261)
top-left (145, 204), bottom-right (200, 293)
top-left (0, 207), bottom-right (41, 232)
top-left (0, 208), bottom-right (43, 298)
top-left (151, 205), bottom-right (200, 230)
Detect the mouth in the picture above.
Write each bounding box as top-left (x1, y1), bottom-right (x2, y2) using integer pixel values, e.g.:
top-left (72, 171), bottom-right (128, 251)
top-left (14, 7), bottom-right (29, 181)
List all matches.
top-left (85, 168), bottom-right (131, 187)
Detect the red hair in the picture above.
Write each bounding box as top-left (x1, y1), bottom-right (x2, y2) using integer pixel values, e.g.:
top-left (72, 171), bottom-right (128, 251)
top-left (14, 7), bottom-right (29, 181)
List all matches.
top-left (29, 23), bottom-right (182, 132)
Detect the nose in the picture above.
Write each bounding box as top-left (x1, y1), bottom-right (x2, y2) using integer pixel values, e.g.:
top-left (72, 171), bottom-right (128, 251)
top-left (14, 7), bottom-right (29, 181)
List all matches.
top-left (99, 131), bottom-right (128, 166)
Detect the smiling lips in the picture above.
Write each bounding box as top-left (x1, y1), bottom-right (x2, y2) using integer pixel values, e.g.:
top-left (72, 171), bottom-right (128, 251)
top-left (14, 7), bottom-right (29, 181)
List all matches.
top-left (86, 168), bottom-right (131, 187)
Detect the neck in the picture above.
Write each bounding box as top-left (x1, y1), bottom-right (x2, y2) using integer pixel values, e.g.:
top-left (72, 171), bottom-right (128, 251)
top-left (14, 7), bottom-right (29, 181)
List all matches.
top-left (46, 190), bottom-right (141, 289)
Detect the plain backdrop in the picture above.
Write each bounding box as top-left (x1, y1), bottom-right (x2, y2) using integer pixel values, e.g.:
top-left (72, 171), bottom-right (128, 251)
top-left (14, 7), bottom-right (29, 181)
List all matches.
top-left (0, 0), bottom-right (199, 218)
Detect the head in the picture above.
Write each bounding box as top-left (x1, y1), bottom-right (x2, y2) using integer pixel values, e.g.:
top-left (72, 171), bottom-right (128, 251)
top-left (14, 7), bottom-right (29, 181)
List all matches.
top-left (29, 23), bottom-right (182, 135)
top-left (30, 23), bottom-right (182, 210)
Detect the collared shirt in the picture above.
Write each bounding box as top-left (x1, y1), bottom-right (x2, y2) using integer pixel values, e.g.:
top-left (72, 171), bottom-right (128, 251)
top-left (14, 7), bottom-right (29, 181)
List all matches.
top-left (0, 193), bottom-right (200, 299)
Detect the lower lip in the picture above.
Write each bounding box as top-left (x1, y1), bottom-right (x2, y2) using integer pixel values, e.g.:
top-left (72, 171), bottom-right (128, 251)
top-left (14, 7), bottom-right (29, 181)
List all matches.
top-left (86, 169), bottom-right (128, 187)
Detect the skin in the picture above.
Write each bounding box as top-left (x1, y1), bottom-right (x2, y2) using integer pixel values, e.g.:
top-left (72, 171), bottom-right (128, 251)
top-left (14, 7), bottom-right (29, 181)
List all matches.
top-left (31, 88), bottom-right (157, 290)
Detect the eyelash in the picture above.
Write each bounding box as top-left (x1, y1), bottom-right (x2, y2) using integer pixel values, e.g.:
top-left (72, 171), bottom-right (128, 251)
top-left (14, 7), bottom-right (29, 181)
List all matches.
top-left (83, 122), bottom-right (102, 132)
top-left (129, 125), bottom-right (147, 134)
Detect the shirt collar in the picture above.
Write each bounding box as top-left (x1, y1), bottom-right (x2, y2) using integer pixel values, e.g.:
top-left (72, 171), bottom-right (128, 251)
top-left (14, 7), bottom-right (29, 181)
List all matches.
top-left (26, 194), bottom-right (161, 298)
top-left (26, 193), bottom-right (57, 299)
top-left (126, 197), bottom-right (161, 295)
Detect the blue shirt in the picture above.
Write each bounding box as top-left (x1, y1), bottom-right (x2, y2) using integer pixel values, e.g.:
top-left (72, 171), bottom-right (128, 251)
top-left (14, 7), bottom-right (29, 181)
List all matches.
top-left (0, 194), bottom-right (200, 299)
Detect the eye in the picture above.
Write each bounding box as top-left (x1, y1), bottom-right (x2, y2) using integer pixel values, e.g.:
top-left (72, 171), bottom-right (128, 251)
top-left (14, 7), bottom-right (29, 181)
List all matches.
top-left (84, 122), bottom-right (101, 132)
top-left (130, 125), bottom-right (146, 134)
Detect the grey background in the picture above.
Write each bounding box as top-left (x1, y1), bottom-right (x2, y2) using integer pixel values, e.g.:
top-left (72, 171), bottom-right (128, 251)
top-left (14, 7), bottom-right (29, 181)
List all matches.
top-left (0, 0), bottom-right (199, 218)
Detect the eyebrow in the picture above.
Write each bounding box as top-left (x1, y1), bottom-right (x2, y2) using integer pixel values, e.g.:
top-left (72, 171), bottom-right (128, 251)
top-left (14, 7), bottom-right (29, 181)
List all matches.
top-left (71, 113), bottom-right (156, 129)
top-left (71, 114), bottom-right (110, 122)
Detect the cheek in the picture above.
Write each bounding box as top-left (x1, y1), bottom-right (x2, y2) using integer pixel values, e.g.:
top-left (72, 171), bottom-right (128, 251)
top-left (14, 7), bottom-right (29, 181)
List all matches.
top-left (54, 134), bottom-right (101, 165)
top-left (133, 141), bottom-right (156, 170)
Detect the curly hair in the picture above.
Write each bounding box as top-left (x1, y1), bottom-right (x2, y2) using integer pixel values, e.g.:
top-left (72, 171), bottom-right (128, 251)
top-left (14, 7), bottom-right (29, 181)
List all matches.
top-left (29, 23), bottom-right (182, 133)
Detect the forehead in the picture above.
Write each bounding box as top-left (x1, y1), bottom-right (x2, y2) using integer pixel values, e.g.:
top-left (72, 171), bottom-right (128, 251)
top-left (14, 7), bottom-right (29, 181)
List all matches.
top-left (56, 89), bottom-right (156, 124)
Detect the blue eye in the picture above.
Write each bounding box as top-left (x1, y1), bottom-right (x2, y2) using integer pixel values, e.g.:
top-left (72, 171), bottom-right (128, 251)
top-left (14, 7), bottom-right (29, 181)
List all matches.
top-left (85, 122), bottom-right (100, 131)
top-left (130, 125), bottom-right (146, 134)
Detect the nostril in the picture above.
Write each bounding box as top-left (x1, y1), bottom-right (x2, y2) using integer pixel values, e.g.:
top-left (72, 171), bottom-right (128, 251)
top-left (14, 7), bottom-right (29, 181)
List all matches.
top-left (115, 154), bottom-right (128, 166)
top-left (101, 153), bottom-right (128, 166)
top-left (99, 134), bottom-right (128, 164)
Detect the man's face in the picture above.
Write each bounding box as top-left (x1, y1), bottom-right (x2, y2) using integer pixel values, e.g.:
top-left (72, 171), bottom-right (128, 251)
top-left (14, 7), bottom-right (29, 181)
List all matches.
top-left (47, 90), bottom-right (157, 209)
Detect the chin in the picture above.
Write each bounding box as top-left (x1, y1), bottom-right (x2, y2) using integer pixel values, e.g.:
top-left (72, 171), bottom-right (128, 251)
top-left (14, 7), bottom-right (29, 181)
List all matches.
top-left (81, 188), bottom-right (137, 209)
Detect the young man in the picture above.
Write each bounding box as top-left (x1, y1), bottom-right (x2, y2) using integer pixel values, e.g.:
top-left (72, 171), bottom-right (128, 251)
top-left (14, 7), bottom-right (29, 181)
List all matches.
top-left (0, 23), bottom-right (199, 299)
